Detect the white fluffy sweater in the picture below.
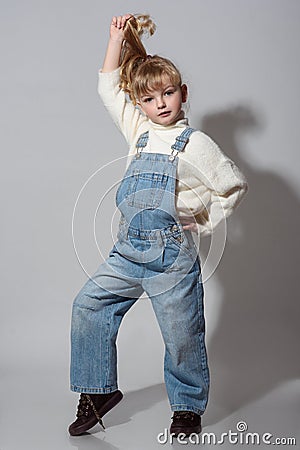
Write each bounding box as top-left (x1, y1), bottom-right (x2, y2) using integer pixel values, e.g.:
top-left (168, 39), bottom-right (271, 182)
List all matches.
top-left (97, 68), bottom-right (248, 237)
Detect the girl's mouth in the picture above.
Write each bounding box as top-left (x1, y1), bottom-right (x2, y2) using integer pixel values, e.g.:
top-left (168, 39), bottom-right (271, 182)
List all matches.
top-left (159, 111), bottom-right (171, 117)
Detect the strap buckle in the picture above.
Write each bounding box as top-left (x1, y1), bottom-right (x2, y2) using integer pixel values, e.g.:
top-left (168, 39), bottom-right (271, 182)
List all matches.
top-left (171, 136), bottom-right (189, 153)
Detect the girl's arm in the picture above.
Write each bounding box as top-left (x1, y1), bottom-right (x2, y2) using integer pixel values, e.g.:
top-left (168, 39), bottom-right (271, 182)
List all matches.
top-left (102, 15), bottom-right (132, 73)
top-left (98, 14), bottom-right (148, 145)
top-left (190, 132), bottom-right (249, 236)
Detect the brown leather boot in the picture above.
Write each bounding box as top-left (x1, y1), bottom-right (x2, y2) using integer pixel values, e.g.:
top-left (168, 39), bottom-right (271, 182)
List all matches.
top-left (68, 390), bottom-right (123, 436)
top-left (170, 411), bottom-right (202, 437)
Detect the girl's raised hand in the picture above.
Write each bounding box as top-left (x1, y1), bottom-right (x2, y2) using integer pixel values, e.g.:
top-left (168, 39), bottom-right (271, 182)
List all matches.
top-left (110, 14), bottom-right (133, 42)
top-left (102, 13), bottom-right (133, 72)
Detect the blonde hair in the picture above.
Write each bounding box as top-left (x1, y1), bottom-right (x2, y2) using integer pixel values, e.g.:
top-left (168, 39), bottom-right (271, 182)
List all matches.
top-left (119, 14), bottom-right (182, 105)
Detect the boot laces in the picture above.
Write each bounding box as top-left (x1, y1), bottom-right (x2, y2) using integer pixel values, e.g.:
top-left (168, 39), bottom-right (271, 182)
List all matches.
top-left (76, 394), bottom-right (93, 418)
top-left (172, 411), bottom-right (196, 420)
top-left (76, 393), bottom-right (105, 429)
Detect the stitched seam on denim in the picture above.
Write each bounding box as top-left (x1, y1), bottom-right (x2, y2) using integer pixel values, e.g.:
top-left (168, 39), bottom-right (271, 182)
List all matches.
top-left (131, 171), bottom-right (168, 181)
top-left (196, 280), bottom-right (210, 390)
top-left (171, 404), bottom-right (205, 415)
top-left (70, 385), bottom-right (118, 394)
top-left (104, 305), bottom-right (112, 389)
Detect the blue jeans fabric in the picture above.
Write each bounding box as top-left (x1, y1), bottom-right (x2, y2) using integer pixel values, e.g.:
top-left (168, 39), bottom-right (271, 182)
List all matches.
top-left (70, 128), bottom-right (210, 415)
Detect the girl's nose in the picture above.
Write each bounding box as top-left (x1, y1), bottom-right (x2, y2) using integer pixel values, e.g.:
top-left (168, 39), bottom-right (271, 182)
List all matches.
top-left (157, 97), bottom-right (166, 109)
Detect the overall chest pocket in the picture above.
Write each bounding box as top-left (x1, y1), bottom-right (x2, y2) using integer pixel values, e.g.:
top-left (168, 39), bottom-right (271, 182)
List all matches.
top-left (125, 170), bottom-right (169, 209)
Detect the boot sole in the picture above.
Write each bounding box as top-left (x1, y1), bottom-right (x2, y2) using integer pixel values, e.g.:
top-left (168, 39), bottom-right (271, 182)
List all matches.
top-left (69, 390), bottom-right (123, 436)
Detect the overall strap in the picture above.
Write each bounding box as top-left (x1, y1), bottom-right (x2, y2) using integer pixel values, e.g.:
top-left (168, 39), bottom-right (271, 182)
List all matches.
top-left (135, 131), bottom-right (149, 157)
top-left (169, 127), bottom-right (196, 161)
top-left (171, 127), bottom-right (196, 153)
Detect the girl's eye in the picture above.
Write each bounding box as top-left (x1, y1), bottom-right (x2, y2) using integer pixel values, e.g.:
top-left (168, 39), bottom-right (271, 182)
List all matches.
top-left (165, 90), bottom-right (174, 96)
top-left (143, 97), bottom-right (153, 103)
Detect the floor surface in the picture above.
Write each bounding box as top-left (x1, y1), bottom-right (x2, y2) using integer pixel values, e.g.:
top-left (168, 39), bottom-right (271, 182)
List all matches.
top-left (1, 370), bottom-right (299, 450)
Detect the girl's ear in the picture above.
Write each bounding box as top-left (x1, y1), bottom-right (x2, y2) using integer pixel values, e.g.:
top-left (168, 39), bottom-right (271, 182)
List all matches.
top-left (136, 101), bottom-right (148, 117)
top-left (136, 101), bottom-right (145, 114)
top-left (181, 84), bottom-right (188, 103)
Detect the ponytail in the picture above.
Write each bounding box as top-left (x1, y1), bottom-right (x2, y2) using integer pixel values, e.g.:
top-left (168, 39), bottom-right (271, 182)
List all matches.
top-left (119, 14), bottom-right (156, 103)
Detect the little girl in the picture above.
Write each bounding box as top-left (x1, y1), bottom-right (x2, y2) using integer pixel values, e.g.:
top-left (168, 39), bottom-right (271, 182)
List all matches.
top-left (68, 13), bottom-right (248, 438)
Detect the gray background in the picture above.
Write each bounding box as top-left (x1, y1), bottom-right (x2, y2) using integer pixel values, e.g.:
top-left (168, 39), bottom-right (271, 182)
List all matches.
top-left (1, 0), bottom-right (299, 449)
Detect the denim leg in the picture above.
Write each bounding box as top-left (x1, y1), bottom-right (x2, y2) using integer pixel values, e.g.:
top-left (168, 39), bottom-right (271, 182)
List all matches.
top-left (70, 245), bottom-right (144, 393)
top-left (144, 256), bottom-right (210, 415)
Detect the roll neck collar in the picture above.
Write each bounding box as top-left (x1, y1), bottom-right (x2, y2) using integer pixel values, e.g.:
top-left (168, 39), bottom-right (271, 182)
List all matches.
top-left (149, 116), bottom-right (189, 131)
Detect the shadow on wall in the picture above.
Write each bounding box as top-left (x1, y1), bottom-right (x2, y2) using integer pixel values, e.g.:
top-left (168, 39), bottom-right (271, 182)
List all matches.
top-left (199, 106), bottom-right (300, 424)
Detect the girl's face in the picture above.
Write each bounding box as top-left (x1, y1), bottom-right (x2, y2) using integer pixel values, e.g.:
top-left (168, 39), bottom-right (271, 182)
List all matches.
top-left (137, 75), bottom-right (187, 126)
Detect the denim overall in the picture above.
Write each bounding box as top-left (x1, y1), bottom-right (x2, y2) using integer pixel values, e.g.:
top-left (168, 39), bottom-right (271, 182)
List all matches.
top-left (70, 127), bottom-right (210, 415)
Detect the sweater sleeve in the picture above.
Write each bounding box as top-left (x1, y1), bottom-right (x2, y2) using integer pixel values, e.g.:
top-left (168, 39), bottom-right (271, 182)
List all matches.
top-left (191, 132), bottom-right (249, 237)
top-left (97, 67), bottom-right (148, 146)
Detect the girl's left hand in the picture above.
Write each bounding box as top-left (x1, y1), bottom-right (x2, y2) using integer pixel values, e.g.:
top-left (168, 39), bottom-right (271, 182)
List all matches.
top-left (182, 223), bottom-right (198, 232)
top-left (180, 215), bottom-right (198, 232)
